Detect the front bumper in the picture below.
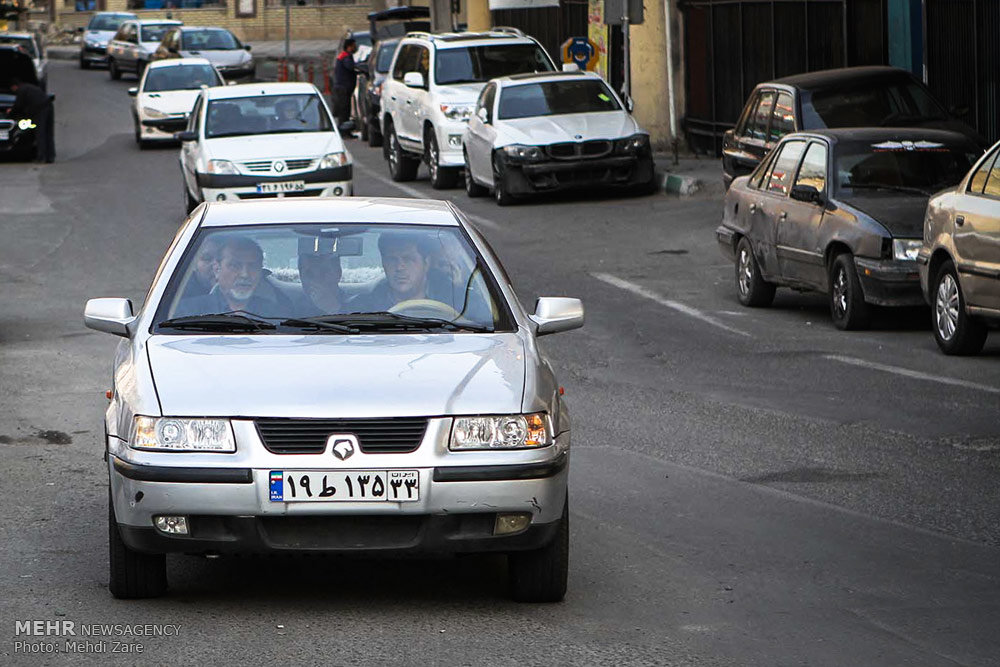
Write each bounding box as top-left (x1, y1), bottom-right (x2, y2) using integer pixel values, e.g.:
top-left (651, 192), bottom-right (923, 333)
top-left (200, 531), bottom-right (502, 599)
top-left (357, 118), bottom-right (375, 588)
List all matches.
top-left (80, 45), bottom-right (108, 63)
top-left (854, 257), bottom-right (925, 307)
top-left (500, 154), bottom-right (654, 194)
top-left (196, 165), bottom-right (353, 201)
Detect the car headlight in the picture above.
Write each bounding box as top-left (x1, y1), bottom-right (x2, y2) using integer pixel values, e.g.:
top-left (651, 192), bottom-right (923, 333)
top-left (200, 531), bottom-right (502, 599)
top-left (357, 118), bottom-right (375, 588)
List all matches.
top-left (892, 238), bottom-right (922, 261)
top-left (319, 151), bottom-right (349, 168)
top-left (450, 413), bottom-right (552, 451)
top-left (17, 118), bottom-right (36, 130)
top-left (130, 416), bottom-right (236, 452)
top-left (439, 103), bottom-right (474, 121)
top-left (142, 106), bottom-right (168, 119)
top-left (615, 133), bottom-right (650, 155)
top-left (205, 159), bottom-right (238, 175)
top-left (502, 144), bottom-right (544, 163)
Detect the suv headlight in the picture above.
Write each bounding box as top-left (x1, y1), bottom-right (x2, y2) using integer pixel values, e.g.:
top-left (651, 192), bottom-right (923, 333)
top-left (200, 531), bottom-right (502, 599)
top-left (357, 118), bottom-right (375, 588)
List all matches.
top-left (439, 103), bottom-right (474, 121)
top-left (892, 238), bottom-right (922, 261)
top-left (502, 144), bottom-right (544, 163)
top-left (450, 413), bottom-right (552, 450)
top-left (85, 38), bottom-right (102, 48)
top-left (319, 151), bottom-right (349, 168)
top-left (615, 133), bottom-right (650, 155)
top-left (142, 106), bottom-right (168, 119)
top-left (205, 159), bottom-right (238, 175)
top-left (131, 416), bottom-right (236, 452)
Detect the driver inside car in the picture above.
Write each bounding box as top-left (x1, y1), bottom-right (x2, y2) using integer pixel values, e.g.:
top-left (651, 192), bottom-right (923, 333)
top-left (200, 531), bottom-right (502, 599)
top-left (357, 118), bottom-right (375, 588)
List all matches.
top-left (352, 232), bottom-right (457, 314)
top-left (272, 98), bottom-right (302, 131)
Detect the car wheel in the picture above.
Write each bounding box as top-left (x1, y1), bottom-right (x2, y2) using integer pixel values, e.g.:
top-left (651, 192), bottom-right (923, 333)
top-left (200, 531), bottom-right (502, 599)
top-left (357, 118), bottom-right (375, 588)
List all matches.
top-left (368, 118), bottom-right (383, 148)
top-left (426, 131), bottom-right (458, 189)
top-left (109, 59), bottom-right (121, 81)
top-left (932, 260), bottom-right (987, 355)
top-left (508, 496), bottom-right (568, 603)
top-left (80, 56), bottom-right (90, 70)
top-left (492, 154), bottom-right (516, 206)
top-left (184, 187), bottom-right (198, 214)
top-left (464, 150), bottom-right (488, 198)
top-left (358, 114), bottom-right (369, 142)
top-left (387, 123), bottom-right (419, 182)
top-left (108, 494), bottom-right (167, 599)
top-left (829, 252), bottom-right (871, 330)
top-left (735, 236), bottom-right (776, 307)
top-left (133, 120), bottom-right (148, 150)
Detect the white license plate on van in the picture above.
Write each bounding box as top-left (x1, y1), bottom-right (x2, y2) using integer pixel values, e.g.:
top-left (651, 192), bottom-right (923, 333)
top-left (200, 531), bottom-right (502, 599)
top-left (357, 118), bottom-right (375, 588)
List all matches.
top-left (269, 470), bottom-right (419, 503)
top-left (257, 181), bottom-right (305, 193)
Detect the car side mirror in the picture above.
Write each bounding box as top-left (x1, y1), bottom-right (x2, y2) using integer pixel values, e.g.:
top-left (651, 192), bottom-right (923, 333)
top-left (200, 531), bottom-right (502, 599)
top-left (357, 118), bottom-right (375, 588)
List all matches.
top-left (476, 107), bottom-right (489, 124)
top-left (84, 298), bottom-right (135, 337)
top-left (127, 87), bottom-right (138, 97)
top-left (403, 71), bottom-right (425, 89)
top-left (790, 183), bottom-right (823, 204)
top-left (174, 130), bottom-right (198, 142)
top-left (244, 44), bottom-right (252, 51)
top-left (530, 297), bottom-right (584, 336)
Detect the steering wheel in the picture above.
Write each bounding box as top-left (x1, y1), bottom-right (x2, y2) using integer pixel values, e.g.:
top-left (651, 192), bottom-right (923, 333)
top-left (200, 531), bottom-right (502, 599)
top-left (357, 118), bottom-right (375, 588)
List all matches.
top-left (389, 299), bottom-right (460, 320)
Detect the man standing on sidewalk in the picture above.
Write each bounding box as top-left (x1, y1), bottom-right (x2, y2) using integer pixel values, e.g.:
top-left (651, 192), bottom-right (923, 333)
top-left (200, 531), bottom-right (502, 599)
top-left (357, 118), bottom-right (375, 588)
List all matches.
top-left (9, 76), bottom-right (55, 163)
top-left (332, 38), bottom-right (358, 135)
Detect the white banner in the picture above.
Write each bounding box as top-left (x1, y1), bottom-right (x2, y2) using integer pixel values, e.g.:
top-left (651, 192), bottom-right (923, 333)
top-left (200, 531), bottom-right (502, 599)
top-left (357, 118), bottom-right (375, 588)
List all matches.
top-left (488, 0), bottom-right (560, 9)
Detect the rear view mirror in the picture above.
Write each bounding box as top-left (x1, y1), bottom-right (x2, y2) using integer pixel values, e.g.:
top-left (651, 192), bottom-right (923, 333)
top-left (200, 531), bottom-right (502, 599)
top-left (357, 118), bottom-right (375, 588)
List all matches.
top-left (174, 130), bottom-right (198, 142)
top-left (127, 87), bottom-right (138, 97)
top-left (790, 183), bottom-right (823, 204)
top-left (84, 298), bottom-right (135, 337)
top-left (530, 297), bottom-right (584, 336)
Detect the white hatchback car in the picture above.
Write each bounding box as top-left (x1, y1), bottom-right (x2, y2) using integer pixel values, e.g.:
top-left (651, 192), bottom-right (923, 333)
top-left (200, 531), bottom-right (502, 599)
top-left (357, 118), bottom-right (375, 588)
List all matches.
top-left (463, 71), bottom-right (655, 205)
top-left (177, 82), bottom-right (352, 212)
top-left (128, 58), bottom-right (222, 148)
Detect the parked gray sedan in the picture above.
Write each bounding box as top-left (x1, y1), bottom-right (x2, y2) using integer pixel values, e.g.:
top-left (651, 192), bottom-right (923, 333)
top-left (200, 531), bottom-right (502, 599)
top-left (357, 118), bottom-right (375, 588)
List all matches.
top-left (716, 128), bottom-right (979, 329)
top-left (84, 198), bottom-right (582, 602)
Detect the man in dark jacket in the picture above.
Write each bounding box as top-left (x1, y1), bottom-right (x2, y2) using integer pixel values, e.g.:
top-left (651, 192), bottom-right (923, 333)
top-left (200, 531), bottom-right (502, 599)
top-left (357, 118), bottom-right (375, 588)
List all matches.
top-left (9, 76), bottom-right (55, 163)
top-left (331, 38), bottom-right (358, 134)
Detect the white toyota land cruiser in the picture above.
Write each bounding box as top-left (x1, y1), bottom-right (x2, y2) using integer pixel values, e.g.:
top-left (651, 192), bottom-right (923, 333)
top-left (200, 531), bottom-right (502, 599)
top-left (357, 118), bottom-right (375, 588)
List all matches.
top-left (380, 29), bottom-right (556, 189)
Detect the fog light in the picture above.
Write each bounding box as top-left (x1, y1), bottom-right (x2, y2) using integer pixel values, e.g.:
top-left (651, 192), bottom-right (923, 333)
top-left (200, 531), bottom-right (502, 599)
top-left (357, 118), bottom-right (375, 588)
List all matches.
top-left (154, 515), bottom-right (189, 535)
top-left (494, 512), bottom-right (532, 536)
top-left (216, 194), bottom-right (227, 201)
top-left (333, 186), bottom-right (344, 196)
top-left (448, 134), bottom-right (463, 148)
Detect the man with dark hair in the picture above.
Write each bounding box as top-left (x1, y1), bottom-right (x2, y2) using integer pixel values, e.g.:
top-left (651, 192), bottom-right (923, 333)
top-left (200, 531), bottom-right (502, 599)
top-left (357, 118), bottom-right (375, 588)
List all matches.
top-left (331, 37), bottom-right (358, 133)
top-left (181, 236), bottom-right (222, 299)
top-left (353, 232), bottom-right (457, 312)
top-left (9, 76), bottom-right (55, 163)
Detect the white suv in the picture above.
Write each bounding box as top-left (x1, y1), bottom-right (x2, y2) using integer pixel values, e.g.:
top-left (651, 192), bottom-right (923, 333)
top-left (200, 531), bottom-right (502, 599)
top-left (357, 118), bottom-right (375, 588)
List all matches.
top-left (380, 30), bottom-right (556, 189)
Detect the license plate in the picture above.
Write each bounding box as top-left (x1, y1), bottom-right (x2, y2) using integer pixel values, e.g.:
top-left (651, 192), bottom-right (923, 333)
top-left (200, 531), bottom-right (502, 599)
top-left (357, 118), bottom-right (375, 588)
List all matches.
top-left (0, 130), bottom-right (8, 141)
top-left (257, 181), bottom-right (305, 193)
top-left (269, 470), bottom-right (419, 503)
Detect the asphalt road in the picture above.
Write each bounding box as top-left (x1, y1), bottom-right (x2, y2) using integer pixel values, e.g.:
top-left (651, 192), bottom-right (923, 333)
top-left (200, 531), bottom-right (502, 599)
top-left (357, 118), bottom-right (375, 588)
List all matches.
top-left (1, 62), bottom-right (999, 666)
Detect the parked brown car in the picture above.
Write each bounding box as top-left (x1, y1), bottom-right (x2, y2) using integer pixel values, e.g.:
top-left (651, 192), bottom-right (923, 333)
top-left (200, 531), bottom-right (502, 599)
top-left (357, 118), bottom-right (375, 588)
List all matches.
top-left (919, 139), bottom-right (1000, 354)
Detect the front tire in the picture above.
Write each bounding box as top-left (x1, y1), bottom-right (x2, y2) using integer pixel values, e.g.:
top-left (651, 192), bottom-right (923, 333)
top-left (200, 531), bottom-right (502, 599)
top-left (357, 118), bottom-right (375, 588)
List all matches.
top-left (368, 115), bottom-right (383, 148)
top-left (387, 123), bottom-right (419, 182)
top-left (108, 496), bottom-right (167, 599)
top-left (109, 58), bottom-right (121, 81)
top-left (829, 252), bottom-right (871, 330)
top-left (79, 56), bottom-right (90, 70)
top-left (933, 260), bottom-right (988, 355)
top-left (464, 150), bottom-right (488, 198)
top-left (184, 187), bottom-right (198, 214)
top-left (427, 131), bottom-right (458, 189)
top-left (492, 154), bottom-right (516, 206)
top-left (735, 236), bottom-right (776, 307)
top-left (508, 498), bottom-right (568, 603)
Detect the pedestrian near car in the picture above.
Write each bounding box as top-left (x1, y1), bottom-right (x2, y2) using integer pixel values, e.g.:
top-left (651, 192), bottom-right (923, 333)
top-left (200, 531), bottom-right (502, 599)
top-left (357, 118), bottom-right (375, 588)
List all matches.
top-left (332, 38), bottom-right (358, 134)
top-left (9, 76), bottom-right (54, 163)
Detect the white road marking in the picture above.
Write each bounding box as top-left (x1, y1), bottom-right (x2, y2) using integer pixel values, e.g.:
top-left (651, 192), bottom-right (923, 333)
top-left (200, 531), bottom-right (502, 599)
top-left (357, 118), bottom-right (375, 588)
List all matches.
top-left (591, 272), bottom-right (752, 337)
top-left (352, 161), bottom-right (501, 231)
top-left (825, 354), bottom-right (1000, 395)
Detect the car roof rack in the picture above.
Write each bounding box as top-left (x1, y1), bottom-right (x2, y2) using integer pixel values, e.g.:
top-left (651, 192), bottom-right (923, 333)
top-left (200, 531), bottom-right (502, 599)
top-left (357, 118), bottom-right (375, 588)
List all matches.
top-left (404, 31), bottom-right (434, 40)
top-left (491, 26), bottom-right (525, 37)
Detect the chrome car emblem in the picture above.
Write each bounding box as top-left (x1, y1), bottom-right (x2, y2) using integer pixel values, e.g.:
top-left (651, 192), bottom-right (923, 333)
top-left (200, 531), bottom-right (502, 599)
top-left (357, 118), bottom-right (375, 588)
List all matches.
top-left (329, 435), bottom-right (357, 461)
top-left (273, 160), bottom-right (286, 173)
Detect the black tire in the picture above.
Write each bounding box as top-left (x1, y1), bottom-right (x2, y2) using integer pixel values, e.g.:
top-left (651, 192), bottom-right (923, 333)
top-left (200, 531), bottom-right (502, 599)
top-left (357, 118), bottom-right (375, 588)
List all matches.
top-left (508, 498), bottom-right (568, 603)
top-left (829, 252), bottom-right (871, 330)
top-left (133, 120), bottom-right (148, 150)
top-left (387, 123), bottom-right (419, 182)
top-left (932, 260), bottom-right (988, 355)
top-left (464, 150), bottom-right (488, 198)
top-left (735, 236), bottom-right (776, 307)
top-left (358, 113), bottom-right (369, 142)
top-left (368, 117), bottom-right (383, 148)
top-left (109, 59), bottom-right (121, 81)
top-left (426, 131), bottom-right (459, 189)
top-left (492, 154), bottom-right (517, 206)
top-left (80, 56), bottom-right (90, 70)
top-left (184, 187), bottom-right (198, 214)
top-left (108, 495), bottom-right (167, 599)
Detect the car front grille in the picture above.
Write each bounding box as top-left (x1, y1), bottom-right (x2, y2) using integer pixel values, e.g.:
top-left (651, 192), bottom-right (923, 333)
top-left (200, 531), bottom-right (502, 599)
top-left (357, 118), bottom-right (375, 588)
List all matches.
top-left (547, 140), bottom-right (613, 160)
top-left (285, 158), bottom-right (314, 170)
top-left (241, 158), bottom-right (316, 173)
top-left (255, 417), bottom-right (429, 454)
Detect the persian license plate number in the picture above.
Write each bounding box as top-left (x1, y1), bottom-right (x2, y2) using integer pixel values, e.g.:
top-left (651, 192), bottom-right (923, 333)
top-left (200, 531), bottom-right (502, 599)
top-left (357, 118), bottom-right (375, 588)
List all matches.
top-left (269, 470), bottom-right (419, 503)
top-left (257, 180), bottom-right (305, 193)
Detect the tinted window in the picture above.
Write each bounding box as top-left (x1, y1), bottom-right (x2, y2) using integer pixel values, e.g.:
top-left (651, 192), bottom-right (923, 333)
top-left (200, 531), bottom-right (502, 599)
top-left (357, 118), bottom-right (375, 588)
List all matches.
top-left (808, 80), bottom-right (948, 128)
top-left (205, 94), bottom-right (332, 138)
top-left (497, 79), bottom-right (620, 120)
top-left (435, 44), bottom-right (554, 85)
top-left (969, 149), bottom-right (998, 193)
top-left (766, 141), bottom-right (806, 195)
top-left (141, 24), bottom-right (174, 43)
top-left (375, 42), bottom-right (398, 73)
top-left (746, 91), bottom-right (775, 141)
top-left (0, 35), bottom-right (36, 58)
top-left (794, 143), bottom-right (828, 192)
top-left (182, 29), bottom-right (239, 51)
top-left (392, 44), bottom-right (419, 79)
top-left (769, 92), bottom-right (795, 141)
top-left (416, 45), bottom-right (430, 80)
top-left (836, 141), bottom-right (976, 193)
top-left (88, 15), bottom-right (133, 31)
top-left (144, 64), bottom-right (222, 92)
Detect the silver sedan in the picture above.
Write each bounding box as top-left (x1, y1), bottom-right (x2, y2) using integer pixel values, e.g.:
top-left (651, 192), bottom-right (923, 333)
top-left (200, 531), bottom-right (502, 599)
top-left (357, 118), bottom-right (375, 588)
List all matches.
top-left (85, 197), bottom-right (583, 602)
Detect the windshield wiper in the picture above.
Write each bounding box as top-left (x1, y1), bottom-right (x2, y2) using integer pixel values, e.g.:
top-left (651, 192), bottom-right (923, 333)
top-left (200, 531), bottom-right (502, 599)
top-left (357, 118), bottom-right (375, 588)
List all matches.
top-left (279, 317), bottom-right (359, 334)
top-left (845, 183), bottom-right (931, 196)
top-left (157, 313), bottom-right (277, 332)
top-left (306, 312), bottom-right (494, 333)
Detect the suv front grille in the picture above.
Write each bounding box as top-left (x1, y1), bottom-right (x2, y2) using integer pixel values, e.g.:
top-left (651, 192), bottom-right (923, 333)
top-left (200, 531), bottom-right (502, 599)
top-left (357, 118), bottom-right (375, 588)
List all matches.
top-left (241, 158), bottom-right (316, 173)
top-left (547, 140), bottom-right (613, 160)
top-left (255, 417), bottom-right (429, 454)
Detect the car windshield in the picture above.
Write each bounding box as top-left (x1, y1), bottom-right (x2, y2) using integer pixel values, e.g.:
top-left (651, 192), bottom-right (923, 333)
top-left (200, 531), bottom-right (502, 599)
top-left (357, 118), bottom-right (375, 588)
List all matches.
top-left (435, 44), bottom-right (554, 85)
top-left (836, 141), bottom-right (976, 194)
top-left (153, 224), bottom-right (511, 334)
top-left (89, 15), bottom-right (131, 32)
top-left (0, 36), bottom-right (35, 58)
top-left (141, 25), bottom-right (174, 43)
top-left (205, 93), bottom-right (332, 138)
top-left (807, 80), bottom-right (949, 128)
top-left (182, 29), bottom-right (239, 51)
top-left (498, 79), bottom-right (621, 120)
top-left (375, 42), bottom-right (397, 73)
top-left (144, 64), bottom-right (221, 92)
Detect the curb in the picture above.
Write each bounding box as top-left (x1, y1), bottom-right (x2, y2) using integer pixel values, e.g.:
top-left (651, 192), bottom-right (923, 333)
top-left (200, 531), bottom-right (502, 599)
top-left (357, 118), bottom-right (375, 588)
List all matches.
top-left (655, 169), bottom-right (703, 197)
top-left (48, 47), bottom-right (79, 61)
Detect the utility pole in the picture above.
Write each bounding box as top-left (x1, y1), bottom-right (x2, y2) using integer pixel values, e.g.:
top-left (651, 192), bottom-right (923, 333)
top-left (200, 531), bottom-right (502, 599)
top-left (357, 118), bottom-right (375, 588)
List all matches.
top-left (621, 4), bottom-right (630, 102)
top-left (284, 0), bottom-right (291, 61)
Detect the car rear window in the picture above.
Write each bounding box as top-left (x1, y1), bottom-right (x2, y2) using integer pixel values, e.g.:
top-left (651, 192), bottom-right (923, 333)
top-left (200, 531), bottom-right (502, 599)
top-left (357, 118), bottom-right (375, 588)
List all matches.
top-left (836, 140), bottom-right (977, 193)
top-left (806, 80), bottom-right (948, 128)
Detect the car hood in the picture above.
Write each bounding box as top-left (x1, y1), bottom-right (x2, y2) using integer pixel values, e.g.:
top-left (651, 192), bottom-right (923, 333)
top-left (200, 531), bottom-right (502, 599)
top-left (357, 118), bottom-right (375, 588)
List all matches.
top-left (86, 30), bottom-right (116, 45)
top-left (837, 191), bottom-right (930, 238)
top-left (138, 90), bottom-right (200, 115)
top-left (496, 111), bottom-right (640, 146)
top-left (146, 333), bottom-right (526, 418)
top-left (181, 49), bottom-right (249, 67)
top-left (204, 132), bottom-right (345, 160)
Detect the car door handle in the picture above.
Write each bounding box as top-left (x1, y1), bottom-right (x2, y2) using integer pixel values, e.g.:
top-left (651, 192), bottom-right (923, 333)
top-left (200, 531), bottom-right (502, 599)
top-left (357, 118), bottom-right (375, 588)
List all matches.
top-left (405, 99), bottom-right (412, 105)
top-left (956, 215), bottom-right (966, 226)
top-left (390, 96), bottom-right (396, 101)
